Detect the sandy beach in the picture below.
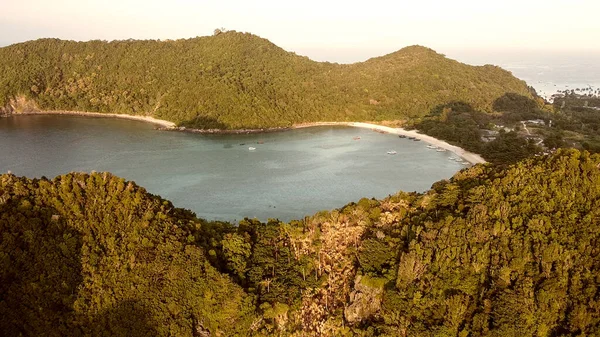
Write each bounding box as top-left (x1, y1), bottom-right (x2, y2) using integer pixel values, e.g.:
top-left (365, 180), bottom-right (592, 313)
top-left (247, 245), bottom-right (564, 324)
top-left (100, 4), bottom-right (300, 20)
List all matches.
top-left (294, 122), bottom-right (487, 164)
top-left (9, 110), bottom-right (177, 128)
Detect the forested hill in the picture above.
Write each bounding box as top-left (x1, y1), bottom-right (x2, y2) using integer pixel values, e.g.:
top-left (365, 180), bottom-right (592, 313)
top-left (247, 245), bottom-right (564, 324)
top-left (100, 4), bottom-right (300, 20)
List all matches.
top-left (0, 31), bottom-right (533, 129)
top-left (2, 149), bottom-right (600, 336)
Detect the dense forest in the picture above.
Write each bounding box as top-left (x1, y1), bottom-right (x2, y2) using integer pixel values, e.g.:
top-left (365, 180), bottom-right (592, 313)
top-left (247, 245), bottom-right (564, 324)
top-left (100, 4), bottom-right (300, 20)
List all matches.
top-left (2, 149), bottom-right (599, 336)
top-left (551, 92), bottom-right (600, 152)
top-left (0, 31), bottom-right (532, 129)
top-left (411, 90), bottom-right (600, 164)
top-left (412, 94), bottom-right (543, 164)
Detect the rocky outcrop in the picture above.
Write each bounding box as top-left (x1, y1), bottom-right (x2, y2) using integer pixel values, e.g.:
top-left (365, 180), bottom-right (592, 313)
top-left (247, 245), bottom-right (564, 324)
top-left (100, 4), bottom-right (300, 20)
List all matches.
top-left (0, 102), bottom-right (12, 117)
top-left (344, 275), bottom-right (385, 324)
top-left (1, 95), bottom-right (39, 116)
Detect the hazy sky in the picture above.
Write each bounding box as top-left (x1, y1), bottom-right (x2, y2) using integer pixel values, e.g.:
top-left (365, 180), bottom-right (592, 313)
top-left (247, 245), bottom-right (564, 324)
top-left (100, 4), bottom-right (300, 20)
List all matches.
top-left (1, 0), bottom-right (599, 63)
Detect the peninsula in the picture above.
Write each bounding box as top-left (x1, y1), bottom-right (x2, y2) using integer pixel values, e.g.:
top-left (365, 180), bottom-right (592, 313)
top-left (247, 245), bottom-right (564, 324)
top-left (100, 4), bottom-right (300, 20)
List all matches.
top-left (0, 31), bottom-right (533, 131)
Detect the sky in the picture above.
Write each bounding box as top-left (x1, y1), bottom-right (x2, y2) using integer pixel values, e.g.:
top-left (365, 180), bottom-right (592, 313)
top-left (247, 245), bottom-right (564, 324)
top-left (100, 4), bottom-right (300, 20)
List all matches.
top-left (1, 0), bottom-right (599, 64)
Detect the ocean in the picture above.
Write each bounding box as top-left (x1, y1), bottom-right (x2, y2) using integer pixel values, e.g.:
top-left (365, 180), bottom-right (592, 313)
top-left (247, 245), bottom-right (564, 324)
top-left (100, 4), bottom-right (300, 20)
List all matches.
top-left (447, 50), bottom-right (600, 101)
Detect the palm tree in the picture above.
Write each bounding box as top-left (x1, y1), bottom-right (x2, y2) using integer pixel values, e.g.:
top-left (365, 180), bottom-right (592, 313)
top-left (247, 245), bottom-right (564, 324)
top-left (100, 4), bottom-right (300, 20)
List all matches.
top-left (260, 278), bottom-right (272, 293)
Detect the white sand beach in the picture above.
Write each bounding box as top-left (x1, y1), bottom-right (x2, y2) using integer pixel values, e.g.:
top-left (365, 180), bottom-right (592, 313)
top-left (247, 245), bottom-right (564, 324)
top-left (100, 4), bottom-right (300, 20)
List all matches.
top-left (294, 122), bottom-right (487, 164)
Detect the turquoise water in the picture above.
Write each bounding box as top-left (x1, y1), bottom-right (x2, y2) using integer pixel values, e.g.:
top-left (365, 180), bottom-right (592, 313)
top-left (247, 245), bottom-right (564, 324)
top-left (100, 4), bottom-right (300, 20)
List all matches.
top-left (0, 115), bottom-right (464, 222)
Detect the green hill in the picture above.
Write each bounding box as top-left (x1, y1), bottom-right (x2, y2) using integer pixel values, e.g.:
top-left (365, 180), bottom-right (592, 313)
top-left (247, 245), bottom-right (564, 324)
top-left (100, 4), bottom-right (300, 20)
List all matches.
top-left (2, 149), bottom-right (599, 336)
top-left (0, 31), bottom-right (533, 129)
top-left (0, 172), bottom-right (256, 336)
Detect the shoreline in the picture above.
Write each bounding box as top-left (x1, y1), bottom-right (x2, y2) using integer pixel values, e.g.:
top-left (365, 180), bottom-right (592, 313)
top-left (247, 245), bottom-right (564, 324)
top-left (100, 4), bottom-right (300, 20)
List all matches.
top-left (161, 125), bottom-right (293, 134)
top-left (165, 121), bottom-right (486, 164)
top-left (293, 122), bottom-right (487, 164)
top-left (6, 110), bottom-right (177, 128)
top-left (6, 111), bottom-right (486, 164)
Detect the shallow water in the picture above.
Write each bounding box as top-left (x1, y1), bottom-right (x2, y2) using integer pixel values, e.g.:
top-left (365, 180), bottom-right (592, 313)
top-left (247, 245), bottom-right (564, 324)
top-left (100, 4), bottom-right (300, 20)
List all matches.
top-left (0, 115), bottom-right (464, 222)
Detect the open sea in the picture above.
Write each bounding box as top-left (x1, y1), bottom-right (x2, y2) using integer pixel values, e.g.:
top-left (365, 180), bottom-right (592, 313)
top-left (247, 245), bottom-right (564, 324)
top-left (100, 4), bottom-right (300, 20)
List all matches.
top-left (448, 50), bottom-right (600, 101)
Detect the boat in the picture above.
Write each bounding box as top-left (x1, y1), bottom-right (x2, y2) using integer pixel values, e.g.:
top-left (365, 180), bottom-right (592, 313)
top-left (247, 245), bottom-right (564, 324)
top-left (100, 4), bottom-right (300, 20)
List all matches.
top-left (436, 148), bottom-right (447, 152)
top-left (407, 136), bottom-right (415, 140)
top-left (353, 136), bottom-right (361, 140)
top-left (426, 145), bottom-right (438, 149)
top-left (248, 147), bottom-right (256, 151)
top-left (461, 162), bottom-right (470, 165)
top-left (413, 138), bottom-right (421, 142)
top-left (386, 150), bottom-right (397, 155)
top-left (398, 135), bottom-right (407, 138)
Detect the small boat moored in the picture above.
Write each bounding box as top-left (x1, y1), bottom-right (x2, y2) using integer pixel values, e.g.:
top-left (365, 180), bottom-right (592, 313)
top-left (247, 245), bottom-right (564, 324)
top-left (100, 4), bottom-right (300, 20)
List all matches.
top-left (386, 150), bottom-right (397, 155)
top-left (426, 145), bottom-right (438, 149)
top-left (436, 148), bottom-right (447, 152)
top-left (248, 147), bottom-right (256, 151)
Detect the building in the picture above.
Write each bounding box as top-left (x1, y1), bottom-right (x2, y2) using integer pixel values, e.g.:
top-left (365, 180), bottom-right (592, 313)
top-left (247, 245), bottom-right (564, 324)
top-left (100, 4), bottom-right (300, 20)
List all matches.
top-left (525, 119), bottom-right (546, 126)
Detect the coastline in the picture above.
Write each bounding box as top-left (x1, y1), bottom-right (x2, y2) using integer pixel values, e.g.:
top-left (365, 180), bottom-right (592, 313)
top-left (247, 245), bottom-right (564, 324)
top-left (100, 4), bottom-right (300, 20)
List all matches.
top-left (293, 122), bottom-right (487, 164)
top-left (161, 125), bottom-right (292, 134)
top-left (7, 110), bottom-right (177, 128)
top-left (6, 111), bottom-right (485, 164)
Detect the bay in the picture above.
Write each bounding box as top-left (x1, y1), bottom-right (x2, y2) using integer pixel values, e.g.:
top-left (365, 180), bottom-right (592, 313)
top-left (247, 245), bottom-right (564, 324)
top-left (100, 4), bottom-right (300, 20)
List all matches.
top-left (0, 115), bottom-right (463, 222)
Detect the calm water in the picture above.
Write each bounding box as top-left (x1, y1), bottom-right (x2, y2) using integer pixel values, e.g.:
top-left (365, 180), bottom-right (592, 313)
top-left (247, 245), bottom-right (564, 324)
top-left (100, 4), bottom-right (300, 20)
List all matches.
top-left (0, 116), bottom-right (463, 222)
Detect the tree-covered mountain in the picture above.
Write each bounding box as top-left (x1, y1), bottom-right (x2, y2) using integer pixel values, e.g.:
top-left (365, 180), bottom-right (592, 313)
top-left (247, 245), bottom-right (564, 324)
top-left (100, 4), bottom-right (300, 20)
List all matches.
top-left (0, 172), bottom-right (256, 336)
top-left (0, 31), bottom-right (533, 129)
top-left (2, 149), bottom-right (599, 336)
